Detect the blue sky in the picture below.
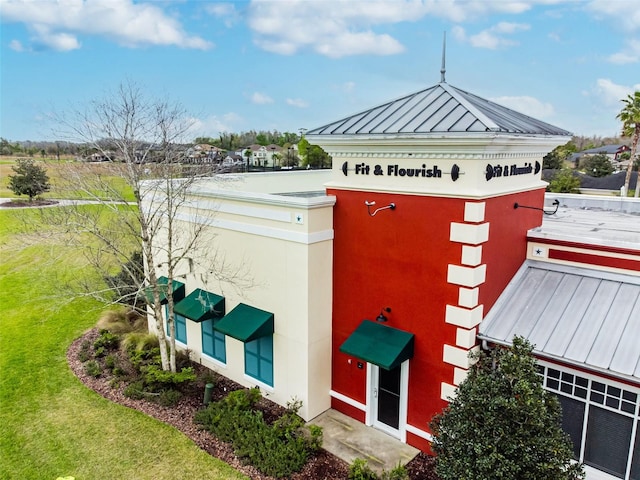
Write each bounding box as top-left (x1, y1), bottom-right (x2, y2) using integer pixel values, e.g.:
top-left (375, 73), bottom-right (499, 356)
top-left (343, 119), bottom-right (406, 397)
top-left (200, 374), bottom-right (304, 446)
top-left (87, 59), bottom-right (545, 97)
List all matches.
top-left (1, 0), bottom-right (639, 142)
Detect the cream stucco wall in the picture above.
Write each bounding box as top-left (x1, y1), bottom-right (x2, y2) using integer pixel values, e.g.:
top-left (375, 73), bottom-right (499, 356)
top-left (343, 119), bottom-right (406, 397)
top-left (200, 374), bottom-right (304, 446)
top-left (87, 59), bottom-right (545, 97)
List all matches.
top-left (146, 171), bottom-right (335, 421)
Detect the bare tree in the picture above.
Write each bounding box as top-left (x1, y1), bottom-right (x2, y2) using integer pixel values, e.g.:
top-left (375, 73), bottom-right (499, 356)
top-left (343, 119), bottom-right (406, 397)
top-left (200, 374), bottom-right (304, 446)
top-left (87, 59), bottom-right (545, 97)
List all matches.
top-left (35, 81), bottom-right (251, 372)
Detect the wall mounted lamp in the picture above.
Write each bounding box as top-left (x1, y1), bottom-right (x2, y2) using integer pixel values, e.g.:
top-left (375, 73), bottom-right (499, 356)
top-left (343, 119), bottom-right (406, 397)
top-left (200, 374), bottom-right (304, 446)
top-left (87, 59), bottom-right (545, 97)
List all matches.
top-left (514, 198), bottom-right (559, 216)
top-left (376, 307), bottom-right (391, 322)
top-left (365, 200), bottom-right (396, 217)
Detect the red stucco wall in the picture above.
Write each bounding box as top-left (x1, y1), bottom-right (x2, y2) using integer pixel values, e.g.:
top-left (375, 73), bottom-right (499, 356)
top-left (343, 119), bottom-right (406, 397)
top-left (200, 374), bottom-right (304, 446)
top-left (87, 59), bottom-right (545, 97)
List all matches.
top-left (328, 186), bottom-right (546, 449)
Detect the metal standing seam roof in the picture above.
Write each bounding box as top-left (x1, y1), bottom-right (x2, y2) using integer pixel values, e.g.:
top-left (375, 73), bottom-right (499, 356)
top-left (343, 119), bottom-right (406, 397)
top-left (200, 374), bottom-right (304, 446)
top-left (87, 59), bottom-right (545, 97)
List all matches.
top-left (478, 260), bottom-right (640, 383)
top-left (307, 82), bottom-right (571, 137)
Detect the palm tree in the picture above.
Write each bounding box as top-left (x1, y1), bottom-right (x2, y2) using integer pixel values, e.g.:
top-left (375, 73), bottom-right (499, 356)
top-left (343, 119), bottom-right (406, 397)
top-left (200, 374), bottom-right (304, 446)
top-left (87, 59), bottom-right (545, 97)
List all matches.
top-left (616, 91), bottom-right (640, 197)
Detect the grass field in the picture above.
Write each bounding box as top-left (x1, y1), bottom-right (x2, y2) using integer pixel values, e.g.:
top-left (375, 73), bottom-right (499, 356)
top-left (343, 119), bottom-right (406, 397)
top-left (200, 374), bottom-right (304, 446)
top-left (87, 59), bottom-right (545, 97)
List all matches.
top-left (0, 157), bottom-right (135, 202)
top-left (0, 208), bottom-right (246, 480)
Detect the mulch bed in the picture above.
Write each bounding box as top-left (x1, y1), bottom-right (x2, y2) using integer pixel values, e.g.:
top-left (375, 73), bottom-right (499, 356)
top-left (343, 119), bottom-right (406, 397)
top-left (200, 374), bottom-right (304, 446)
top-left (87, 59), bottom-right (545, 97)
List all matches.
top-left (67, 328), bottom-right (438, 479)
top-left (0, 199), bottom-right (58, 208)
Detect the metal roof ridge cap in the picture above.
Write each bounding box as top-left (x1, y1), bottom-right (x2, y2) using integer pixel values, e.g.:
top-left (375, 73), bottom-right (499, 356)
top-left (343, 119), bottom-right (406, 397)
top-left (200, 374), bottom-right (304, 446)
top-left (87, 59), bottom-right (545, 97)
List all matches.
top-left (440, 83), bottom-right (501, 132)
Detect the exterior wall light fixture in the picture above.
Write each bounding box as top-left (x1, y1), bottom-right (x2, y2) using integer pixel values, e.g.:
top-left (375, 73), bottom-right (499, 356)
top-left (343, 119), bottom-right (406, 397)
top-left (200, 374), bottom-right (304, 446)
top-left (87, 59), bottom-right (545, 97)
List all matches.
top-left (514, 198), bottom-right (559, 215)
top-left (365, 200), bottom-right (396, 217)
top-left (376, 307), bottom-right (391, 322)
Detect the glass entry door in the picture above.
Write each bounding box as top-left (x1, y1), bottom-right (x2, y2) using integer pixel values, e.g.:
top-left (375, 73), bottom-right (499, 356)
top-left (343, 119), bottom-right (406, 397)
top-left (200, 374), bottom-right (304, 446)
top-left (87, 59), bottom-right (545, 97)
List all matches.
top-left (372, 364), bottom-right (402, 435)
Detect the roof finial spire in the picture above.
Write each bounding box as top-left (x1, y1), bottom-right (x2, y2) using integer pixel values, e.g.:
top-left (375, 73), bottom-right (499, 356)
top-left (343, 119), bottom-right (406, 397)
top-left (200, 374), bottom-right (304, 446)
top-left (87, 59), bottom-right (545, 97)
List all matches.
top-left (440, 31), bottom-right (447, 83)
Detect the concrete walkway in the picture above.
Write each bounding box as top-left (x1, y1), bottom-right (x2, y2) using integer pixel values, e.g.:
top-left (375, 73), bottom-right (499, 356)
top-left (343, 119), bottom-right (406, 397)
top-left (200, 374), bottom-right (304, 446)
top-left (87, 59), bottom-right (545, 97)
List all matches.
top-left (309, 409), bottom-right (419, 474)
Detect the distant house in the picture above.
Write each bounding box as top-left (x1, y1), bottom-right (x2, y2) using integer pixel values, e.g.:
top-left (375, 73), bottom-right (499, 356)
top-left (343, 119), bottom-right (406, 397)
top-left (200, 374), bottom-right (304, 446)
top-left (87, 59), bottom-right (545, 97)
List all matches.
top-left (221, 154), bottom-right (244, 169)
top-left (186, 144), bottom-right (224, 164)
top-left (571, 144), bottom-right (631, 170)
top-left (244, 144), bottom-right (283, 168)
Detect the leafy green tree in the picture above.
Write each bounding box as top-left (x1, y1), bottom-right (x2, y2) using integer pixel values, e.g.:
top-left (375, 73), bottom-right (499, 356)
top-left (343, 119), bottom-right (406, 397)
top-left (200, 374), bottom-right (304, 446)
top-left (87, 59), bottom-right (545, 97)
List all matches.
top-left (617, 91), bottom-right (640, 197)
top-left (548, 168), bottom-right (581, 193)
top-left (193, 136), bottom-right (217, 145)
top-left (579, 153), bottom-right (613, 177)
top-left (543, 148), bottom-right (564, 170)
top-left (305, 144), bottom-right (331, 168)
top-left (543, 142), bottom-right (577, 170)
top-left (297, 137), bottom-right (309, 159)
top-left (430, 336), bottom-right (584, 480)
top-left (8, 158), bottom-right (51, 201)
top-left (255, 133), bottom-right (268, 146)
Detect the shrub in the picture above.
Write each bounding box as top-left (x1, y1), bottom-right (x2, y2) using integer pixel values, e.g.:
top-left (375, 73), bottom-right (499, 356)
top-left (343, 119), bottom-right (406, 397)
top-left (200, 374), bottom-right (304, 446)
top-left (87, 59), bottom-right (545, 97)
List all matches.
top-left (430, 336), bottom-right (584, 480)
top-left (157, 389), bottom-right (182, 407)
top-left (195, 391), bottom-right (321, 477)
top-left (121, 332), bottom-right (159, 354)
top-left (97, 308), bottom-right (141, 334)
top-left (84, 360), bottom-right (101, 378)
top-left (349, 458), bottom-right (378, 480)
top-left (140, 364), bottom-right (196, 391)
top-left (124, 380), bottom-right (146, 400)
top-left (381, 463), bottom-right (409, 480)
top-left (8, 158), bottom-right (50, 201)
top-left (104, 354), bottom-right (117, 371)
top-left (78, 340), bottom-right (92, 362)
top-left (548, 168), bottom-right (581, 193)
top-left (122, 333), bottom-right (160, 371)
top-left (94, 329), bottom-right (120, 351)
top-left (198, 368), bottom-right (217, 387)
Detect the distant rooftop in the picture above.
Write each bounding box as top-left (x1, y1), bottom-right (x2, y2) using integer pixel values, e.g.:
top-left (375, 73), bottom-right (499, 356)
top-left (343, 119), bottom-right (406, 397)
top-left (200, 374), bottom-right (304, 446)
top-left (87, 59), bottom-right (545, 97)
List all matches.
top-left (308, 82), bottom-right (572, 137)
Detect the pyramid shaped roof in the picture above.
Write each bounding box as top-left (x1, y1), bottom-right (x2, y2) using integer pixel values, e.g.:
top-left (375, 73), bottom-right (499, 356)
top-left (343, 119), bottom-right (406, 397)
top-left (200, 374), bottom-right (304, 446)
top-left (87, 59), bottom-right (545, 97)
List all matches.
top-left (307, 82), bottom-right (571, 137)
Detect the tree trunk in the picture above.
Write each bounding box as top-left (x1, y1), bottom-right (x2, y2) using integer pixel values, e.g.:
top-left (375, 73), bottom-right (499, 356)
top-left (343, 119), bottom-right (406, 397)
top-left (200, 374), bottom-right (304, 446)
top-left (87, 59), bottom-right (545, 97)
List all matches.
top-left (624, 126), bottom-right (639, 197)
top-left (153, 303), bottom-right (170, 371)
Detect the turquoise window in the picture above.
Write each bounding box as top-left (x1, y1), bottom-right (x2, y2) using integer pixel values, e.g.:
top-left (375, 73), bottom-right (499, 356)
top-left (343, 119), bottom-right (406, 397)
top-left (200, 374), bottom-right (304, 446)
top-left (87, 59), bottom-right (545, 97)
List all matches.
top-left (244, 335), bottom-right (273, 387)
top-left (165, 305), bottom-right (187, 344)
top-left (202, 319), bottom-right (226, 363)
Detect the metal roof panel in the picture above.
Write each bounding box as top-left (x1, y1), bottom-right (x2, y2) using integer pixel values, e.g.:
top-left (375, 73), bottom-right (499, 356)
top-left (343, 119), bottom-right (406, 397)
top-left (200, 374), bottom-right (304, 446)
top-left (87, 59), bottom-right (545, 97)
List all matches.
top-left (308, 82), bottom-right (572, 136)
top-left (479, 261), bottom-right (640, 383)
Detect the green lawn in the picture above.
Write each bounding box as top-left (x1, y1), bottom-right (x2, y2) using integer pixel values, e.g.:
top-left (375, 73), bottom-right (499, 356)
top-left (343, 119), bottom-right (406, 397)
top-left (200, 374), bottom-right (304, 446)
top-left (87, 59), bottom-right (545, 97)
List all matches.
top-left (0, 158), bottom-right (136, 202)
top-left (0, 208), bottom-right (246, 480)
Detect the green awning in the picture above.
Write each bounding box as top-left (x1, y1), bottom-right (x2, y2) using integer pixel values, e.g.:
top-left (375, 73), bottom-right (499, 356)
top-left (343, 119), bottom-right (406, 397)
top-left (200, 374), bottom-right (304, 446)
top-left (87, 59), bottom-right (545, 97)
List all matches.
top-left (214, 303), bottom-right (274, 342)
top-left (174, 289), bottom-right (225, 322)
top-left (339, 320), bottom-right (415, 370)
top-left (145, 276), bottom-right (185, 305)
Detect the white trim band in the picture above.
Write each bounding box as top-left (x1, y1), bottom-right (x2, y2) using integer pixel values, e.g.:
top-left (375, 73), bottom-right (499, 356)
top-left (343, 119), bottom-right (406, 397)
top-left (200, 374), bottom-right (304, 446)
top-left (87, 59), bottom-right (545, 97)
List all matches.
top-left (330, 390), bottom-right (367, 412)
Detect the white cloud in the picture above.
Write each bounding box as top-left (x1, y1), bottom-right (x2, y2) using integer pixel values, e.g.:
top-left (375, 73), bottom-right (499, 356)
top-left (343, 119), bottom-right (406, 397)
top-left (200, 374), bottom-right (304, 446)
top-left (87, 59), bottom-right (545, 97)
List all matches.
top-left (247, 0), bottom-right (407, 57)
top-left (548, 32), bottom-right (561, 42)
top-left (188, 112), bottom-right (243, 138)
top-left (243, 0), bottom-right (575, 57)
top-left (343, 81), bottom-right (356, 93)
top-left (286, 98), bottom-right (308, 108)
top-left (0, 0), bottom-right (212, 51)
top-left (33, 29), bottom-right (81, 52)
top-left (592, 79), bottom-right (640, 107)
top-left (460, 22), bottom-right (530, 49)
top-left (607, 39), bottom-right (640, 65)
top-left (205, 2), bottom-right (241, 28)
top-left (9, 39), bottom-right (25, 52)
top-left (251, 92), bottom-right (274, 105)
top-left (490, 95), bottom-right (555, 119)
top-left (586, 0), bottom-right (640, 32)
